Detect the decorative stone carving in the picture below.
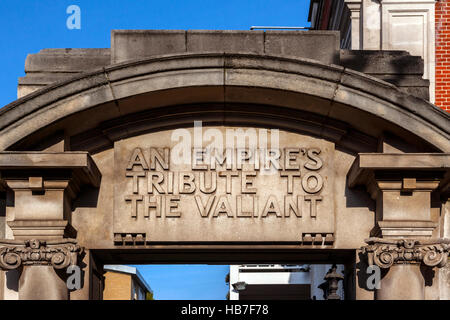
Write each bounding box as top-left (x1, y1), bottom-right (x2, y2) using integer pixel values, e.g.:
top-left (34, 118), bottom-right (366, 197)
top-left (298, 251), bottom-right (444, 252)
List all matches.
top-left (114, 233), bottom-right (146, 246)
top-left (0, 239), bottom-right (83, 270)
top-left (362, 237), bottom-right (450, 269)
top-left (301, 233), bottom-right (334, 245)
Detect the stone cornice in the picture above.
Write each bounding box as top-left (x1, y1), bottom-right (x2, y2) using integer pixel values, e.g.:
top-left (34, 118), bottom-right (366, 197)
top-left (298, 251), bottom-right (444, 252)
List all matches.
top-left (348, 153), bottom-right (450, 187)
top-left (0, 152), bottom-right (101, 188)
top-left (345, 0), bottom-right (362, 11)
top-left (362, 237), bottom-right (450, 269)
top-left (0, 51), bottom-right (448, 153)
top-left (0, 239), bottom-right (83, 270)
top-left (347, 153), bottom-right (450, 201)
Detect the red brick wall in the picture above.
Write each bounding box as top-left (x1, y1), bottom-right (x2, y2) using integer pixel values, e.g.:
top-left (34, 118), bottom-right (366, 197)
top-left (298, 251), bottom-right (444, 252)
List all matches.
top-left (435, 0), bottom-right (450, 112)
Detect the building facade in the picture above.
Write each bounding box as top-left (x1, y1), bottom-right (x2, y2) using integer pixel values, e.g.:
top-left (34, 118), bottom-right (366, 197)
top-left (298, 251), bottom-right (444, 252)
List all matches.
top-left (435, 0), bottom-right (450, 111)
top-left (228, 264), bottom-right (345, 300)
top-left (309, 0), bottom-right (450, 111)
top-left (0, 27), bottom-right (448, 300)
top-left (103, 265), bottom-right (153, 300)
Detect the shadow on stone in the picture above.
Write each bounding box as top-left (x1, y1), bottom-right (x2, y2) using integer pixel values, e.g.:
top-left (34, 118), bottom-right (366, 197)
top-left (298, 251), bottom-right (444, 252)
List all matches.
top-left (72, 186), bottom-right (100, 209)
top-left (6, 268), bottom-right (21, 292)
top-left (420, 264), bottom-right (435, 287)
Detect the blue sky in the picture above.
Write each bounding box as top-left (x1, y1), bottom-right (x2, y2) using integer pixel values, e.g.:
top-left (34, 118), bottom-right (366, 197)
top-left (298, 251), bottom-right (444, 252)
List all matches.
top-left (133, 265), bottom-right (230, 300)
top-left (0, 0), bottom-right (311, 299)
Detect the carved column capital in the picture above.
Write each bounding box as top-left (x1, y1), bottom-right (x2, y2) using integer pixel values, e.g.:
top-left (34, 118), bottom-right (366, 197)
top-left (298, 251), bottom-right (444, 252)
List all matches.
top-left (362, 237), bottom-right (450, 269)
top-left (0, 239), bottom-right (83, 270)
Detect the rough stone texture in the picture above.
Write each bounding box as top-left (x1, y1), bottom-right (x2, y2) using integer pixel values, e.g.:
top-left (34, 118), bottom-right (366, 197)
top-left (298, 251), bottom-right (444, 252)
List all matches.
top-left (263, 31), bottom-right (340, 64)
top-left (0, 152), bottom-right (101, 187)
top-left (112, 128), bottom-right (336, 242)
top-left (186, 30), bottom-right (265, 55)
top-left (340, 50), bottom-right (430, 100)
top-left (0, 152), bottom-right (101, 240)
top-left (111, 30), bottom-right (340, 65)
top-left (18, 48), bottom-right (110, 98)
top-left (3, 52), bottom-right (448, 154)
top-left (111, 30), bottom-right (186, 64)
top-left (348, 153), bottom-right (448, 238)
top-left (17, 31), bottom-right (432, 103)
top-left (19, 266), bottom-right (68, 300)
top-left (376, 265), bottom-right (424, 300)
top-left (24, 49), bottom-right (110, 73)
top-left (0, 30), bottom-right (449, 300)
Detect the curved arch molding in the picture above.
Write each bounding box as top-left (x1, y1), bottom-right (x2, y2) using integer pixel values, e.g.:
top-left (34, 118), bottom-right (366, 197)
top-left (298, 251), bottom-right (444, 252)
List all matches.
top-left (0, 52), bottom-right (448, 152)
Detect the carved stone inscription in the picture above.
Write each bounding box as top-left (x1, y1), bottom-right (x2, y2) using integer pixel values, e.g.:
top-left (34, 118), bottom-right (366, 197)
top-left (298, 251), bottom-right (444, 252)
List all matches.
top-left (113, 127), bottom-right (335, 242)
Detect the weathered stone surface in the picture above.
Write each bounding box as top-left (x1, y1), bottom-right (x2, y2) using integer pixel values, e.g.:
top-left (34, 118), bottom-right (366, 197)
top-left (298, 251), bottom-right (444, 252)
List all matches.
top-left (341, 50), bottom-right (425, 75)
top-left (376, 264), bottom-right (425, 300)
top-left (348, 153), bottom-right (450, 187)
top-left (186, 30), bottom-right (265, 54)
top-left (0, 152), bottom-right (101, 187)
top-left (111, 30), bottom-right (186, 64)
top-left (340, 50), bottom-right (430, 100)
top-left (0, 152), bottom-right (101, 240)
top-left (0, 239), bottom-right (83, 270)
top-left (24, 49), bottom-right (110, 73)
top-left (264, 31), bottom-right (340, 64)
top-left (1, 30), bottom-right (450, 300)
top-left (18, 31), bottom-right (432, 102)
top-left (111, 30), bottom-right (340, 65)
top-left (18, 49), bottom-right (110, 99)
top-left (19, 266), bottom-right (68, 300)
top-left (362, 238), bottom-right (450, 269)
top-left (113, 128), bottom-right (336, 242)
top-left (348, 153), bottom-right (449, 238)
top-left (1, 53), bottom-right (448, 154)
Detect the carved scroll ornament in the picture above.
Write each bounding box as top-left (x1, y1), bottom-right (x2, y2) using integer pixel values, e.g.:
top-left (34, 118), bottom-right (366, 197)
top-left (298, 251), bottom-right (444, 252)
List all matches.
top-left (0, 239), bottom-right (83, 270)
top-left (362, 237), bottom-right (450, 269)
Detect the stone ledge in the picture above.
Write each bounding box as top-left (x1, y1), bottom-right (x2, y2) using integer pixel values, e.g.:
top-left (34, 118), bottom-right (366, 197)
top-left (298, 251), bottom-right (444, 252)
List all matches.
top-left (111, 30), bottom-right (340, 65)
top-left (1, 52), bottom-right (448, 153)
top-left (19, 32), bottom-right (429, 101)
top-left (18, 48), bottom-right (111, 99)
top-left (0, 152), bottom-right (101, 188)
top-left (374, 220), bottom-right (439, 238)
top-left (24, 48), bottom-right (111, 73)
top-left (348, 153), bottom-right (450, 188)
top-left (6, 220), bottom-right (76, 240)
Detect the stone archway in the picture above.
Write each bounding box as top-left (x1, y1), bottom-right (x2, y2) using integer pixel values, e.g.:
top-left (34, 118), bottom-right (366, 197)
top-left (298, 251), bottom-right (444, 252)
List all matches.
top-left (1, 52), bottom-right (448, 152)
top-left (0, 32), bottom-right (448, 300)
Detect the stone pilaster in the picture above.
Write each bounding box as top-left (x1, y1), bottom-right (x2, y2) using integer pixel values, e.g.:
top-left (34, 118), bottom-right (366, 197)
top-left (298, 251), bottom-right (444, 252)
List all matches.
top-left (345, 0), bottom-right (362, 50)
top-left (348, 153), bottom-right (450, 299)
top-left (361, 237), bottom-right (450, 300)
top-left (0, 239), bottom-right (83, 300)
top-left (0, 152), bottom-right (101, 300)
top-left (348, 153), bottom-right (449, 239)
